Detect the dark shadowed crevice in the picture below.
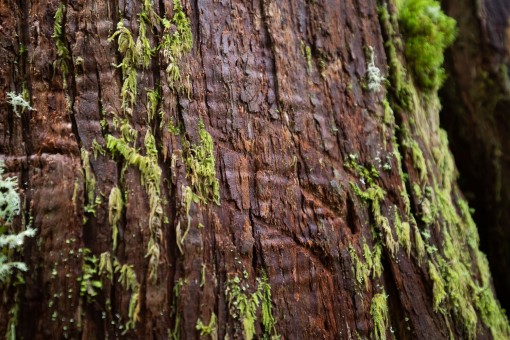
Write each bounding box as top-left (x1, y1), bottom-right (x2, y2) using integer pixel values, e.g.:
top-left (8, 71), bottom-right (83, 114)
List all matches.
top-left (440, 0), bottom-right (510, 315)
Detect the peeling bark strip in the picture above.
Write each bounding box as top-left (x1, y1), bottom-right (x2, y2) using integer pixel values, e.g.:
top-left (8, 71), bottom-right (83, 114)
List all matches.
top-left (0, 0), bottom-right (509, 339)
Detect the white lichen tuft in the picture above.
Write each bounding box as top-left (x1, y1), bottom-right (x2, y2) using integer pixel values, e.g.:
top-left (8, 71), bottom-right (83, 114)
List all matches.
top-left (366, 46), bottom-right (385, 92)
top-left (0, 160), bottom-right (36, 282)
top-left (6, 91), bottom-right (33, 117)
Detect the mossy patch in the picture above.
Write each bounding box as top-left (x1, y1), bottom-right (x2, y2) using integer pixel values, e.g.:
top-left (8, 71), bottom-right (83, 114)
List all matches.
top-left (52, 2), bottom-right (70, 80)
top-left (370, 293), bottom-right (389, 340)
top-left (398, 0), bottom-right (456, 91)
top-left (182, 120), bottom-right (220, 205)
top-left (225, 273), bottom-right (279, 340)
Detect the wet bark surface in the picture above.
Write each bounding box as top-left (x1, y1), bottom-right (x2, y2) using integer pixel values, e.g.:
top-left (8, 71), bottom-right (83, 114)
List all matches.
top-left (442, 0), bottom-right (510, 313)
top-left (0, 0), bottom-right (508, 339)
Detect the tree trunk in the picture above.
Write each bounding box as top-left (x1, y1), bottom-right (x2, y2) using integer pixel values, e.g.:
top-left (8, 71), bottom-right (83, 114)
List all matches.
top-left (441, 0), bottom-right (510, 314)
top-left (0, 0), bottom-right (508, 339)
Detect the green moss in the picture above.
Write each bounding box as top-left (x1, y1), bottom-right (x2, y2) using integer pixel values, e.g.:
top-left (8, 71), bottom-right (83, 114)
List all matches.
top-left (382, 99), bottom-right (394, 125)
top-left (200, 263), bottom-right (206, 287)
top-left (379, 2), bottom-right (510, 337)
top-left (259, 274), bottom-right (278, 338)
top-left (420, 197), bottom-right (435, 225)
top-left (378, 4), bottom-right (413, 110)
top-left (160, 0), bottom-right (193, 90)
top-left (81, 148), bottom-right (97, 216)
top-left (112, 116), bottom-right (138, 143)
top-left (169, 278), bottom-right (187, 339)
top-left (146, 88), bottom-right (160, 122)
top-left (428, 260), bottom-right (445, 312)
top-left (345, 154), bottom-right (380, 186)
top-left (106, 134), bottom-right (161, 193)
top-left (136, 12), bottom-right (155, 69)
top-left (108, 187), bottom-right (123, 252)
top-left (91, 139), bottom-right (106, 159)
top-left (414, 225), bottom-right (425, 265)
top-left (394, 210), bottom-right (411, 257)
top-left (474, 286), bottom-right (510, 339)
top-left (398, 0), bottom-right (456, 91)
top-left (114, 259), bottom-right (140, 332)
top-left (108, 21), bottom-right (138, 113)
top-left (182, 120), bottom-right (220, 205)
top-left (225, 273), bottom-right (279, 340)
top-left (196, 313), bottom-right (217, 337)
top-left (98, 252), bottom-right (113, 281)
top-left (370, 293), bottom-right (389, 340)
top-left (52, 2), bottom-right (70, 80)
top-left (106, 133), bottom-right (163, 281)
top-left (77, 248), bottom-right (102, 302)
top-left (402, 138), bottom-right (427, 181)
top-left (350, 177), bottom-right (397, 258)
top-left (176, 185), bottom-right (195, 253)
top-left (437, 231), bottom-right (478, 339)
top-left (350, 246), bottom-right (370, 290)
top-left (301, 42), bottom-right (313, 75)
top-left (362, 241), bottom-right (383, 280)
top-left (370, 243), bottom-right (383, 279)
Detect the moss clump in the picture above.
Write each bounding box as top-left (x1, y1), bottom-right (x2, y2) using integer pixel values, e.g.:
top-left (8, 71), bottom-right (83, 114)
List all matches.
top-left (414, 225), bottom-right (425, 265)
top-left (349, 161), bottom-right (398, 258)
top-left (345, 154), bottom-right (380, 186)
top-left (225, 273), bottom-right (279, 340)
top-left (108, 187), bottom-right (123, 251)
top-left (301, 41), bottom-right (313, 75)
top-left (474, 285), bottom-right (510, 339)
top-left (182, 120), bottom-right (220, 205)
top-left (108, 21), bottom-right (138, 113)
top-left (196, 313), bottom-right (217, 337)
top-left (106, 134), bottom-right (161, 195)
top-left (115, 261), bottom-right (140, 331)
top-left (52, 2), bottom-right (70, 80)
top-left (428, 260), bottom-right (446, 312)
top-left (176, 185), bottom-right (193, 253)
top-left (378, 4), bottom-right (413, 110)
top-left (106, 133), bottom-right (163, 281)
top-left (398, 0), bottom-right (456, 91)
top-left (77, 248), bottom-right (102, 302)
top-left (81, 148), bottom-right (97, 216)
top-left (160, 0), bottom-right (193, 89)
top-left (370, 293), bottom-right (389, 340)
top-left (350, 246), bottom-right (370, 290)
top-left (394, 210), bottom-right (411, 257)
top-left (146, 88), bottom-right (160, 122)
top-left (405, 138), bottom-right (428, 181)
top-left (364, 242), bottom-right (383, 279)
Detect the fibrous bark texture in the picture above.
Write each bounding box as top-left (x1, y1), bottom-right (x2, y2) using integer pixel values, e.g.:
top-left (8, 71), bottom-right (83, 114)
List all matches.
top-left (0, 0), bottom-right (508, 339)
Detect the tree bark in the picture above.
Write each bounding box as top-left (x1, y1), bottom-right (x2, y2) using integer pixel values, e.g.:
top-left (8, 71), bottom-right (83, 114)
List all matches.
top-left (0, 0), bottom-right (508, 339)
top-left (441, 0), bottom-right (510, 314)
